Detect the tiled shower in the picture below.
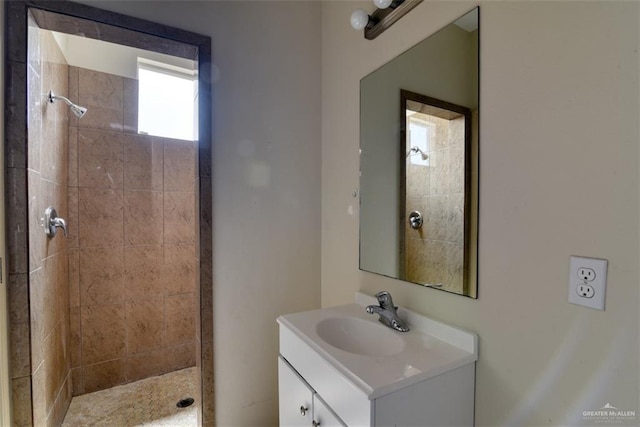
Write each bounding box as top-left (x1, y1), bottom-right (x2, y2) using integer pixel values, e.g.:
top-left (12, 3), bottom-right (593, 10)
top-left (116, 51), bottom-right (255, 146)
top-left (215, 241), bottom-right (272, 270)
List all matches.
top-left (24, 15), bottom-right (198, 426)
top-left (404, 114), bottom-right (466, 293)
top-left (67, 66), bottom-right (197, 395)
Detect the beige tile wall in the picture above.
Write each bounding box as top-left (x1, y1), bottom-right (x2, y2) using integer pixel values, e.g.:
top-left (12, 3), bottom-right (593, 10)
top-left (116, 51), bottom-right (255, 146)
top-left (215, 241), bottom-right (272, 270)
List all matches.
top-left (67, 66), bottom-right (198, 395)
top-left (26, 23), bottom-right (73, 427)
top-left (405, 115), bottom-right (465, 293)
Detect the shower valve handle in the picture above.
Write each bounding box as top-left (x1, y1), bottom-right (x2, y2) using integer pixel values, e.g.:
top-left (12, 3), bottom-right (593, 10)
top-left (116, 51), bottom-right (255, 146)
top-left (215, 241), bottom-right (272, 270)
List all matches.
top-left (43, 206), bottom-right (67, 238)
top-left (408, 211), bottom-right (423, 229)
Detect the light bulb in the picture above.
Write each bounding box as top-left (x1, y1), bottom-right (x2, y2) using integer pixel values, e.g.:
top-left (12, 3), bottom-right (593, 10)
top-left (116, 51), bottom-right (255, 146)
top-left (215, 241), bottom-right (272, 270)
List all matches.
top-left (350, 9), bottom-right (370, 30)
top-left (373, 0), bottom-right (394, 9)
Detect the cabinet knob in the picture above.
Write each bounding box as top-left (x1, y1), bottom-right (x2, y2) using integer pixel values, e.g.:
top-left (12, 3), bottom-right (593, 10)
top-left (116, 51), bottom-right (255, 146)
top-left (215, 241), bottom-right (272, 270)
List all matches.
top-left (312, 421), bottom-right (320, 427)
top-left (300, 406), bottom-right (308, 416)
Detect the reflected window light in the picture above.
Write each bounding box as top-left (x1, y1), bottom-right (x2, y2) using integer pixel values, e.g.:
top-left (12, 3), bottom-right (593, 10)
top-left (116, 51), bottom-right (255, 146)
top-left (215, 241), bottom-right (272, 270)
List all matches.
top-left (407, 118), bottom-right (431, 166)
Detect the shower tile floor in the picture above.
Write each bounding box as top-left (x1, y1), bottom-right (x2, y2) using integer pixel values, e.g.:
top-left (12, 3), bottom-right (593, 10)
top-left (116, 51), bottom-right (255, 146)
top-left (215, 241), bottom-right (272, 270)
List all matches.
top-left (62, 367), bottom-right (198, 426)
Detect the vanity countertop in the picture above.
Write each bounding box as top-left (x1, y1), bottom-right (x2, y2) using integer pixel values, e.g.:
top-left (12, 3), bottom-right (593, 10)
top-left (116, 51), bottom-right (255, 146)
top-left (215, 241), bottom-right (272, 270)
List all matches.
top-left (277, 300), bottom-right (477, 400)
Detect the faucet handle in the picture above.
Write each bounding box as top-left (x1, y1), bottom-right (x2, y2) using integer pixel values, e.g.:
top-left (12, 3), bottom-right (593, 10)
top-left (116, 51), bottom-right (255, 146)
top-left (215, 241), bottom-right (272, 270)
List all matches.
top-left (375, 291), bottom-right (395, 310)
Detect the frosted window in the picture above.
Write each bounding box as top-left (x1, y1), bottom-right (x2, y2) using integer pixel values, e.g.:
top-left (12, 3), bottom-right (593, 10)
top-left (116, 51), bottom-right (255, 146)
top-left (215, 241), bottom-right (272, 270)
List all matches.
top-left (138, 65), bottom-right (197, 141)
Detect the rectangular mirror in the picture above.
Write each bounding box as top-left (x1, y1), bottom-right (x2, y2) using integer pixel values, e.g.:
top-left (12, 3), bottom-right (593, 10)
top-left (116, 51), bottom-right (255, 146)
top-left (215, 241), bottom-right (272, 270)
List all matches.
top-left (359, 8), bottom-right (479, 298)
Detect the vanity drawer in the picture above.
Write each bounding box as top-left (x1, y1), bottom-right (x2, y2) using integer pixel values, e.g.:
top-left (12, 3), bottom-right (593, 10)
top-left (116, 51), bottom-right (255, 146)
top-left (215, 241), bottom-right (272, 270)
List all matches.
top-left (280, 327), bottom-right (372, 426)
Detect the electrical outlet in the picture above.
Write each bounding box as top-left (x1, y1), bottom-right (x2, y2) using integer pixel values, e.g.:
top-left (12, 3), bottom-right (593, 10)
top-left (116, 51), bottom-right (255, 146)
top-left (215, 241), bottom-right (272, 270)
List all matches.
top-left (568, 256), bottom-right (608, 310)
top-left (577, 267), bottom-right (596, 282)
top-left (576, 284), bottom-right (595, 298)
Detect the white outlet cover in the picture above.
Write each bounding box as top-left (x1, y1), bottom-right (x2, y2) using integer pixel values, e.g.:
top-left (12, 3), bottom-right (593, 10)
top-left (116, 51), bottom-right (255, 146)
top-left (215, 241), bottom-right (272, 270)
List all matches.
top-left (568, 256), bottom-right (608, 310)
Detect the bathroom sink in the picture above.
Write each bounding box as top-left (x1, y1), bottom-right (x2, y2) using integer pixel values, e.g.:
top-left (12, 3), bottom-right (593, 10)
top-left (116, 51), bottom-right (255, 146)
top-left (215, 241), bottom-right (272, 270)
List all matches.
top-left (277, 293), bottom-right (478, 399)
top-left (316, 316), bottom-right (404, 357)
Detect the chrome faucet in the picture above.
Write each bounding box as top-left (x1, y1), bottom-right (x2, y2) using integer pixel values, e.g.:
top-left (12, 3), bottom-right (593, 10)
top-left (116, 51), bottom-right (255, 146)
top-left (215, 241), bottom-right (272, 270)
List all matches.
top-left (366, 291), bottom-right (410, 332)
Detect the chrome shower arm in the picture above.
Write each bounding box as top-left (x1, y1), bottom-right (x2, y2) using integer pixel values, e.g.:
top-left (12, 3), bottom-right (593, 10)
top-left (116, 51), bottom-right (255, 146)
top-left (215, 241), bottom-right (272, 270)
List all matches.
top-left (48, 91), bottom-right (72, 106)
top-left (48, 91), bottom-right (87, 118)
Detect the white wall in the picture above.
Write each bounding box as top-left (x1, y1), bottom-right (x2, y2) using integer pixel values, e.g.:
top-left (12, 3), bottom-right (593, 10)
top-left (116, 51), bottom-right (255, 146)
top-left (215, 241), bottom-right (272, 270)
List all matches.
top-left (69, 1), bottom-right (322, 425)
top-left (51, 32), bottom-right (196, 80)
top-left (322, 1), bottom-right (639, 426)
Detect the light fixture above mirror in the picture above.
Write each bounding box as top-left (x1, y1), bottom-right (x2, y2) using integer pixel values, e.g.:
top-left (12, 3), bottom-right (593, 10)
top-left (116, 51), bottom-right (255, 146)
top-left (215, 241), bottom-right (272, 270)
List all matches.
top-left (350, 0), bottom-right (423, 40)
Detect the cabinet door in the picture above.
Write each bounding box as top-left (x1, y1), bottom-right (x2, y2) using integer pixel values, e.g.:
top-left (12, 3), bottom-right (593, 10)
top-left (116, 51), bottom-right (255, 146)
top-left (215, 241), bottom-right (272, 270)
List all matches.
top-left (279, 357), bottom-right (313, 427)
top-left (313, 394), bottom-right (346, 427)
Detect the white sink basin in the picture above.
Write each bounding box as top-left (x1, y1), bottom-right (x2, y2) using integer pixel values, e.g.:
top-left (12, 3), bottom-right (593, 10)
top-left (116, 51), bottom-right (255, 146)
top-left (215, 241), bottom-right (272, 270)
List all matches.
top-left (316, 316), bottom-right (404, 357)
top-left (277, 293), bottom-right (478, 399)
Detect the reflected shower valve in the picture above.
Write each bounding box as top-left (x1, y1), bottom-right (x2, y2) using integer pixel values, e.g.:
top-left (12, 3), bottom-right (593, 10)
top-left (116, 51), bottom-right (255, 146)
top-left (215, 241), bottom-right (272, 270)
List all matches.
top-left (408, 211), bottom-right (423, 229)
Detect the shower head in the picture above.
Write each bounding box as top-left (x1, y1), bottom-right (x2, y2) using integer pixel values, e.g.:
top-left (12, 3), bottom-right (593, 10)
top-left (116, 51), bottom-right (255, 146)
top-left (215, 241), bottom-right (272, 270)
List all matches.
top-left (69, 103), bottom-right (88, 119)
top-left (48, 91), bottom-right (87, 119)
top-left (407, 146), bottom-right (428, 161)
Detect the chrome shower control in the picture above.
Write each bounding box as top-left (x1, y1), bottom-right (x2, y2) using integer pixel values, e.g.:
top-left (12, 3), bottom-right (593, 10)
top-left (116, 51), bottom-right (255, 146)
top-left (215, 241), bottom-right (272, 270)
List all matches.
top-left (408, 211), bottom-right (423, 229)
top-left (43, 206), bottom-right (68, 238)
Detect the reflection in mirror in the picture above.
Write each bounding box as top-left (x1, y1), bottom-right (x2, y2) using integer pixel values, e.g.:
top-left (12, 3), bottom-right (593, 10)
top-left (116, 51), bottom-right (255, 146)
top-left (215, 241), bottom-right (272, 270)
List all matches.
top-left (400, 90), bottom-right (471, 294)
top-left (360, 8), bottom-right (479, 298)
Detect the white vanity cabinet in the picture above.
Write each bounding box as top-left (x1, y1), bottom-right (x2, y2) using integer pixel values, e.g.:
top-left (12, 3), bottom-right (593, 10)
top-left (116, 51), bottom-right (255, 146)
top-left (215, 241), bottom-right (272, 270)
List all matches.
top-left (313, 394), bottom-right (345, 427)
top-left (279, 357), bottom-right (345, 427)
top-left (277, 298), bottom-right (478, 427)
top-left (278, 357), bottom-right (313, 426)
